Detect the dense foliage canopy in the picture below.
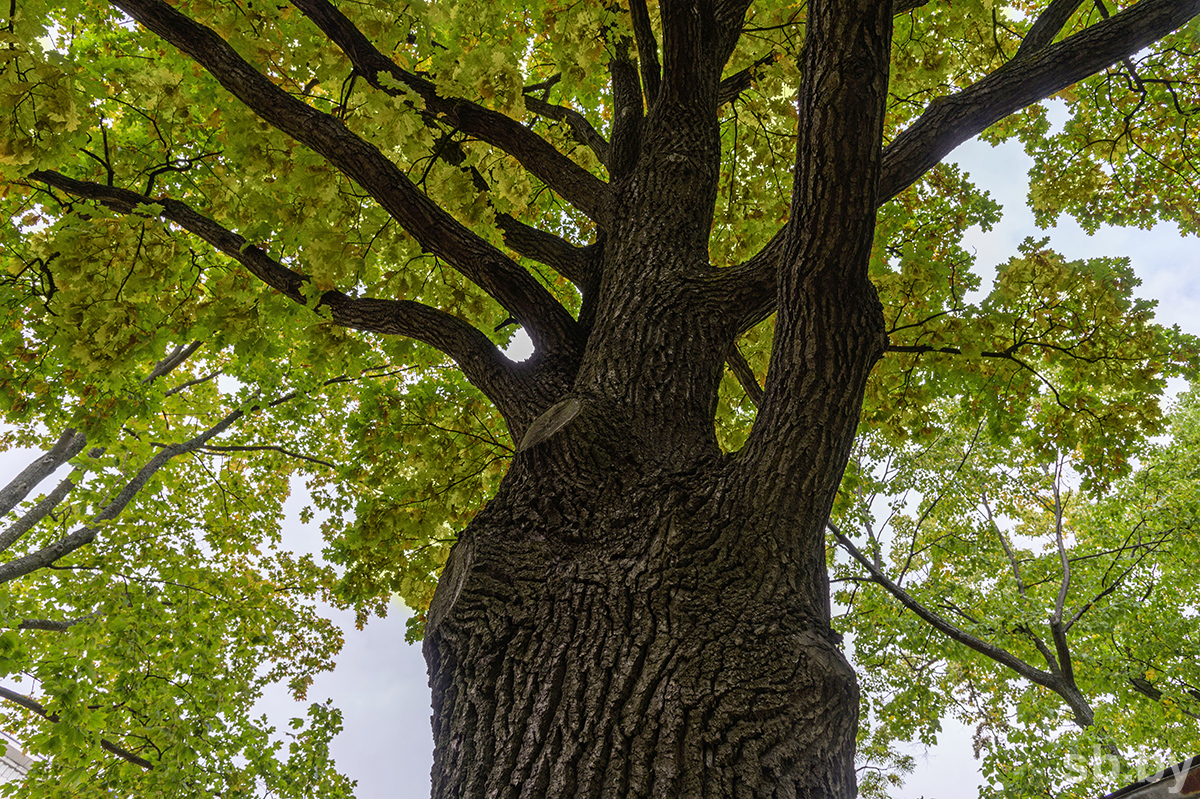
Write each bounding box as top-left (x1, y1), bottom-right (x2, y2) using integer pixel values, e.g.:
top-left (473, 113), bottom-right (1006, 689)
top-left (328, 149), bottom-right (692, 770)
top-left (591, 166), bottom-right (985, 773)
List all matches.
top-left (0, 0), bottom-right (1198, 794)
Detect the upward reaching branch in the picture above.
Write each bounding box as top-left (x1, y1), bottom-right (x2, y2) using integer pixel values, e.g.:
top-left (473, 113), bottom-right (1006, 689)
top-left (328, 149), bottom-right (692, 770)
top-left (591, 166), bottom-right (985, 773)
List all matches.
top-left (28, 171), bottom-right (541, 426)
top-left (1016, 0), bottom-right (1089, 59)
top-left (880, 0), bottom-right (1200, 202)
top-left (290, 0), bottom-right (609, 223)
top-left (722, 0), bottom-right (894, 629)
top-left (629, 0), bottom-right (662, 105)
top-left (723, 0), bottom-right (1200, 330)
top-left (109, 0), bottom-right (582, 357)
top-left (608, 43), bottom-right (645, 179)
top-left (634, 0), bottom-right (752, 254)
top-left (742, 0), bottom-right (892, 473)
top-left (657, 0), bottom-right (744, 115)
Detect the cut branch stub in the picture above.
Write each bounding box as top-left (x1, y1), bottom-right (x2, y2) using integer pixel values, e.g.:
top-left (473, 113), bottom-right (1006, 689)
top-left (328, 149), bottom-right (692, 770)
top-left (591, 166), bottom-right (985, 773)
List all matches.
top-left (517, 397), bottom-right (582, 451)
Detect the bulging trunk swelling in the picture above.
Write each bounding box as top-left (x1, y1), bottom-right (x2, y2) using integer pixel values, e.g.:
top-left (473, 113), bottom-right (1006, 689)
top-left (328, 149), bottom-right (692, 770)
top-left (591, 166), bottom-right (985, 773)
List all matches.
top-left (424, 447), bottom-right (861, 799)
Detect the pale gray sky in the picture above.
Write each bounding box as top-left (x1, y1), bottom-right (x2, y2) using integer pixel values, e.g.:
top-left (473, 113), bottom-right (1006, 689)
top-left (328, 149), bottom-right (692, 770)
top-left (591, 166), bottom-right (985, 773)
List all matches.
top-left (1, 128), bottom-right (1196, 798)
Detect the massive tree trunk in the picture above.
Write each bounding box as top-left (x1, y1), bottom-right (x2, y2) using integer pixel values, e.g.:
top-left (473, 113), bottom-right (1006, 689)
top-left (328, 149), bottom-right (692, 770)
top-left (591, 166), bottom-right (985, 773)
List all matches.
top-left (424, 456), bottom-right (863, 798)
top-left (422, 291), bottom-right (883, 796)
top-left (424, 3), bottom-right (892, 793)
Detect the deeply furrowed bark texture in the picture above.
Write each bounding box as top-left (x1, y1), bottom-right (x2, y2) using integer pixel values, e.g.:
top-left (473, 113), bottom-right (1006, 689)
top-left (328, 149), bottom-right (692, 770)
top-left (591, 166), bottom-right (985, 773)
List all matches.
top-left (424, 451), bottom-right (860, 799)
top-left (424, 0), bottom-right (891, 795)
top-left (422, 212), bottom-right (873, 799)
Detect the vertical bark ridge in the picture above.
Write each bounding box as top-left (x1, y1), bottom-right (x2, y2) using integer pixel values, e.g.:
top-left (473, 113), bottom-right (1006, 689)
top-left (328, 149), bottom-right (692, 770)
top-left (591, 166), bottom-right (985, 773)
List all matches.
top-left (571, 258), bottom-right (732, 460)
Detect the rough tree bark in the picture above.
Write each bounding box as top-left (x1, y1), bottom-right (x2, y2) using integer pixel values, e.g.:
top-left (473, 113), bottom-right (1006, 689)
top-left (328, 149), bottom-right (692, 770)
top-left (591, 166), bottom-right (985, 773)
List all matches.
top-left (422, 1), bottom-right (891, 796)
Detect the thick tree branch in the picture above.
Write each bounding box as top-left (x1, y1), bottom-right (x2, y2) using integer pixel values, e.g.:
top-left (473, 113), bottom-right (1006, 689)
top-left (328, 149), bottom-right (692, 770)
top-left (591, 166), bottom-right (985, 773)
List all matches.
top-left (726, 345), bottom-right (764, 406)
top-left (27, 171), bottom-right (534, 418)
top-left (521, 93), bottom-right (611, 169)
top-left (399, 136), bottom-right (597, 291)
top-left (0, 471), bottom-right (79, 554)
top-left (1015, 0), bottom-right (1089, 59)
top-left (629, 0), bottom-right (662, 105)
top-left (739, 0), bottom-right (892, 485)
top-left (719, 0), bottom-right (932, 109)
top-left (494, 214), bottom-right (599, 291)
top-left (289, 0), bottom-right (609, 223)
top-left (879, 0), bottom-right (1200, 203)
top-left (717, 52), bottom-right (777, 107)
top-left (715, 0), bottom-right (757, 64)
top-left (0, 429), bottom-right (86, 518)
top-left (658, 0), bottom-right (745, 114)
top-left (609, 46), bottom-right (644, 180)
top-left (708, 243), bottom-right (780, 337)
top-left (0, 685), bottom-right (154, 770)
top-left (724, 0), bottom-right (1200, 325)
top-left (108, 0), bottom-right (582, 356)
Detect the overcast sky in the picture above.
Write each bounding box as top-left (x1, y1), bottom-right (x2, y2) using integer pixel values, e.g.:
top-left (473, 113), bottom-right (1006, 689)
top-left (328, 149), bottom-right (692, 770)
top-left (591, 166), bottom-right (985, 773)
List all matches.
top-left (1, 125), bottom-right (1197, 798)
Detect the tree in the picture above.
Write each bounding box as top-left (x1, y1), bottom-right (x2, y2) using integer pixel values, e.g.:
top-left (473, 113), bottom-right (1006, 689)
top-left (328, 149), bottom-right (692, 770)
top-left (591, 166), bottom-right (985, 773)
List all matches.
top-left (1, 0), bottom-right (1199, 794)
top-left (836, 386), bottom-right (1200, 798)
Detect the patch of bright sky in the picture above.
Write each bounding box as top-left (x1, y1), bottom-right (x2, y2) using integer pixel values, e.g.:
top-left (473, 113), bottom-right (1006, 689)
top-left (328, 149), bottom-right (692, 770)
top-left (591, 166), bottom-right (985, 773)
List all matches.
top-left (503, 328), bottom-right (534, 362)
